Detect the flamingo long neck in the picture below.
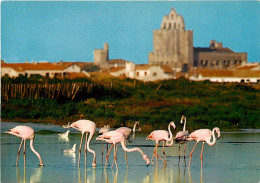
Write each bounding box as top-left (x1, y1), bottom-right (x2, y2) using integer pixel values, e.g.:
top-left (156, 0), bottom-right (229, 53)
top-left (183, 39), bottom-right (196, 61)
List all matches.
top-left (207, 128), bottom-right (217, 146)
top-left (86, 132), bottom-right (96, 165)
top-left (120, 140), bottom-right (144, 156)
top-left (167, 123), bottom-right (173, 141)
top-left (30, 139), bottom-right (43, 166)
top-left (183, 117), bottom-right (186, 132)
top-left (128, 122), bottom-right (139, 143)
top-left (132, 122), bottom-right (139, 133)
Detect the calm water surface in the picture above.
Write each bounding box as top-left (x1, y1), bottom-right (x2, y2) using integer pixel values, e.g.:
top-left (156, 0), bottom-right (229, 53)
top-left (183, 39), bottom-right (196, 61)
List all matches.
top-left (1, 122), bottom-right (260, 183)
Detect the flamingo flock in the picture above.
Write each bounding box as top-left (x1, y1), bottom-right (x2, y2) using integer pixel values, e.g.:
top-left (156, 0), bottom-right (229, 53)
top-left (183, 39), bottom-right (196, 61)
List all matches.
top-left (5, 116), bottom-right (221, 170)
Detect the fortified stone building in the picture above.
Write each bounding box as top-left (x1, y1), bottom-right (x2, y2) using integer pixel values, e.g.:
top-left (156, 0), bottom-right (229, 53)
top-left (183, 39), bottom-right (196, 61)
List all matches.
top-left (149, 8), bottom-right (247, 71)
top-left (148, 8), bottom-right (193, 72)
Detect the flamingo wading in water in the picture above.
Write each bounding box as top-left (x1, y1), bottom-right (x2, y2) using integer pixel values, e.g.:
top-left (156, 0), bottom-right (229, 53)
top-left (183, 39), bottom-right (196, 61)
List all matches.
top-left (5, 125), bottom-right (44, 166)
top-left (174, 115), bottom-right (189, 166)
top-left (115, 121), bottom-right (141, 167)
top-left (146, 121), bottom-right (176, 166)
top-left (96, 130), bottom-right (150, 170)
top-left (98, 125), bottom-right (110, 165)
top-left (187, 127), bottom-right (221, 169)
top-left (63, 119), bottom-right (96, 167)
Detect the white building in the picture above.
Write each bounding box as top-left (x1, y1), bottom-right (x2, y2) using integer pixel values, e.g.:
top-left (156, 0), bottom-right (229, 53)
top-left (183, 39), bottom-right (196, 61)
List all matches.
top-left (125, 62), bottom-right (175, 82)
top-left (1, 61), bottom-right (89, 78)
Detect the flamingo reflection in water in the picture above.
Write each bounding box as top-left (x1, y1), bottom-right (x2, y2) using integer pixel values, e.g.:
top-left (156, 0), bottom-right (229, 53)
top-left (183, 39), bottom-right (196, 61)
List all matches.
top-left (96, 130), bottom-right (150, 170)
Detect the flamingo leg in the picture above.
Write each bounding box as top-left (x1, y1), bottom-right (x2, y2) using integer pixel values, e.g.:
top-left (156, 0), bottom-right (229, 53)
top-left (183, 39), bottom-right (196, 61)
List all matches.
top-left (162, 141), bottom-right (166, 160)
top-left (178, 144), bottom-right (181, 166)
top-left (78, 132), bottom-right (84, 166)
top-left (184, 143), bottom-right (187, 167)
top-left (112, 144), bottom-right (118, 169)
top-left (113, 144), bottom-right (118, 170)
top-left (200, 142), bottom-right (205, 168)
top-left (23, 140), bottom-right (26, 166)
top-left (155, 143), bottom-right (166, 165)
top-left (16, 139), bottom-right (24, 166)
top-left (151, 145), bottom-right (157, 162)
top-left (155, 143), bottom-right (158, 163)
top-left (105, 144), bottom-right (113, 169)
top-left (124, 140), bottom-right (129, 168)
top-left (200, 142), bottom-right (204, 160)
top-left (106, 143), bottom-right (110, 165)
top-left (188, 141), bottom-right (199, 169)
top-left (101, 141), bottom-right (104, 165)
top-left (84, 133), bottom-right (88, 167)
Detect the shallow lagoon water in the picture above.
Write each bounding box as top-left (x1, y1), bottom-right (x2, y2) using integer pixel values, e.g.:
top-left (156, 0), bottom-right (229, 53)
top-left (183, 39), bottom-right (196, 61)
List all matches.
top-left (1, 122), bottom-right (260, 183)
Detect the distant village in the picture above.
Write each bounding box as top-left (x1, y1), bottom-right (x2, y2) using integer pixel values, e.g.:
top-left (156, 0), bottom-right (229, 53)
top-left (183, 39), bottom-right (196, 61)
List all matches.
top-left (2, 8), bottom-right (260, 83)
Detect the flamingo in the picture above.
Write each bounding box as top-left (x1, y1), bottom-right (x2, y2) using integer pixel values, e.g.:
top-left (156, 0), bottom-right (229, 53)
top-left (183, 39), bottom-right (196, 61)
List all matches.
top-left (187, 127), bottom-right (221, 169)
top-left (116, 121), bottom-right (140, 143)
top-left (175, 115), bottom-right (189, 166)
top-left (115, 121), bottom-right (140, 167)
top-left (96, 130), bottom-right (150, 170)
top-left (98, 125), bottom-right (110, 165)
top-left (63, 119), bottom-right (96, 167)
top-left (146, 121), bottom-right (176, 166)
top-left (5, 125), bottom-right (44, 166)
top-left (58, 130), bottom-right (70, 138)
top-left (62, 144), bottom-right (77, 153)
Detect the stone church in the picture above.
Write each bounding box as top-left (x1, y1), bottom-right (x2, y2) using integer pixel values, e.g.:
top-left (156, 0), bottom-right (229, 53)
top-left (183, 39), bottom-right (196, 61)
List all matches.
top-left (149, 8), bottom-right (247, 71)
top-left (148, 8), bottom-right (193, 72)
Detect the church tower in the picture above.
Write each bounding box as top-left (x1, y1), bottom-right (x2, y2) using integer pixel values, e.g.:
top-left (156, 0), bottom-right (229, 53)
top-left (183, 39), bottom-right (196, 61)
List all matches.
top-left (148, 8), bottom-right (193, 71)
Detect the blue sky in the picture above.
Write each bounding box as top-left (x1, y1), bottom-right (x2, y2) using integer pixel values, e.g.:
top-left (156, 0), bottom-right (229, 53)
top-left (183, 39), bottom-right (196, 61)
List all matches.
top-left (1, 1), bottom-right (259, 64)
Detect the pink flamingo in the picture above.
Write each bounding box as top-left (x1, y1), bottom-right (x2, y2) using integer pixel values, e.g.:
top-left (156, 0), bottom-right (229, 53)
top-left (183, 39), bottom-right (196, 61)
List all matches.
top-left (115, 121), bottom-right (140, 167)
top-left (146, 121), bottom-right (176, 166)
top-left (98, 125), bottom-right (110, 165)
top-left (175, 115), bottom-right (189, 166)
top-left (5, 125), bottom-right (44, 166)
top-left (64, 119), bottom-right (96, 167)
top-left (96, 130), bottom-right (150, 170)
top-left (187, 127), bottom-right (221, 169)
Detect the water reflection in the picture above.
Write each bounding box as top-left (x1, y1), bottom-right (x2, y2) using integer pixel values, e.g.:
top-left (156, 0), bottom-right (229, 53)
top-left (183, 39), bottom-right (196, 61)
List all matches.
top-left (16, 166), bottom-right (43, 183)
top-left (77, 167), bottom-right (96, 183)
top-left (63, 152), bottom-right (76, 164)
top-left (188, 167), bottom-right (203, 183)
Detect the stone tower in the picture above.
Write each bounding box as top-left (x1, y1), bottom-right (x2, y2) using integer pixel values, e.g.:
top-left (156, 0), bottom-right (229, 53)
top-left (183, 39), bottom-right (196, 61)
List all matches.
top-left (94, 42), bottom-right (109, 68)
top-left (149, 8), bottom-right (193, 71)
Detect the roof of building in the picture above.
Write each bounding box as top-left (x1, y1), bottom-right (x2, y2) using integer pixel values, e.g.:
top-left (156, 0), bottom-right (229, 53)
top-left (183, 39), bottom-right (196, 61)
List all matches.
top-left (195, 69), bottom-right (260, 78)
top-left (1, 62), bottom-right (80, 72)
top-left (109, 67), bottom-right (125, 72)
top-left (108, 59), bottom-right (128, 64)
